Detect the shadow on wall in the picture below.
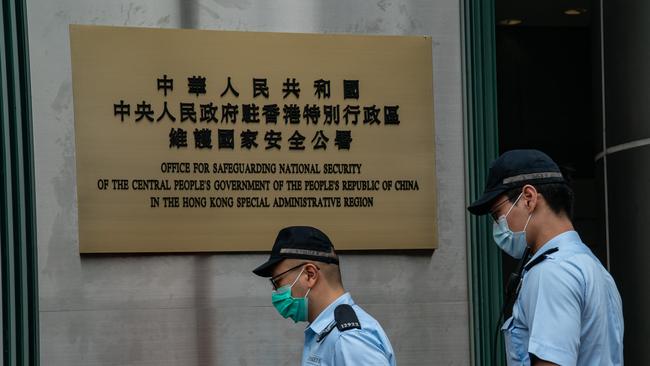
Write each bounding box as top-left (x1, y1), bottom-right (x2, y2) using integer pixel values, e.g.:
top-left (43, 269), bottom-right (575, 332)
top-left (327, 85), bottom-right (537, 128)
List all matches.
top-left (194, 255), bottom-right (216, 365)
top-left (180, 1), bottom-right (199, 29)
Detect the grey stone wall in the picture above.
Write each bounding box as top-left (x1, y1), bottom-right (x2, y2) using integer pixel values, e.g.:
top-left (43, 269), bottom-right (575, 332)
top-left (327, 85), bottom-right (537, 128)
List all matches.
top-left (29, 0), bottom-right (469, 364)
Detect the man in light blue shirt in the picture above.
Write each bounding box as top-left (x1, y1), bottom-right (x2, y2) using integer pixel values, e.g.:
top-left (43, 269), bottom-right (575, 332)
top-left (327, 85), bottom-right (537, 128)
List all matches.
top-left (303, 292), bottom-right (395, 365)
top-left (505, 230), bottom-right (624, 365)
top-left (253, 226), bottom-right (396, 366)
top-left (468, 150), bottom-right (624, 365)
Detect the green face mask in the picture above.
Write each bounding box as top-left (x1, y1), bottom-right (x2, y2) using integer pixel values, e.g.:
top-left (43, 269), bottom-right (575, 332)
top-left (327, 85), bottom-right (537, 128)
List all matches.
top-left (271, 268), bottom-right (311, 323)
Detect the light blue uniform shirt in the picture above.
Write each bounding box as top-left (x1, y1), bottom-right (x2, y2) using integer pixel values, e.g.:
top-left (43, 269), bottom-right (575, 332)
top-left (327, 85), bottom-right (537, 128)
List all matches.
top-left (502, 231), bottom-right (624, 365)
top-left (302, 292), bottom-right (396, 366)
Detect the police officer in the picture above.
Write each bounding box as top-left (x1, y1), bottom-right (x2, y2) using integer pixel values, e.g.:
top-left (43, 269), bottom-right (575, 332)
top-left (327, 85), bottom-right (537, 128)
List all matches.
top-left (253, 226), bottom-right (396, 366)
top-left (468, 149), bottom-right (624, 365)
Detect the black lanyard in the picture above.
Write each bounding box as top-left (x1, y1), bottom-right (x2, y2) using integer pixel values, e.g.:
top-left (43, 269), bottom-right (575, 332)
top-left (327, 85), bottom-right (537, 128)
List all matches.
top-left (492, 246), bottom-right (559, 365)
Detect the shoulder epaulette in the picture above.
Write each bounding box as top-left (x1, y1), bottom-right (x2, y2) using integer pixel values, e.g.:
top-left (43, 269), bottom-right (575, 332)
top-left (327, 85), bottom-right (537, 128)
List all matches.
top-left (334, 304), bottom-right (361, 332)
top-left (316, 304), bottom-right (362, 343)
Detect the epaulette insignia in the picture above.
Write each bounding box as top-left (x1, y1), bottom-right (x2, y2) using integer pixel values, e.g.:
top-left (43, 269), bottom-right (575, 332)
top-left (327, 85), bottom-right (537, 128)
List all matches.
top-left (334, 304), bottom-right (361, 332)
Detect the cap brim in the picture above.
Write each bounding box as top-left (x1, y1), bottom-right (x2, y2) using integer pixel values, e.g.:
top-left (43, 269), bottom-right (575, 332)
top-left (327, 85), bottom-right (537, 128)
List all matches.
top-left (467, 188), bottom-right (506, 215)
top-left (252, 257), bottom-right (284, 277)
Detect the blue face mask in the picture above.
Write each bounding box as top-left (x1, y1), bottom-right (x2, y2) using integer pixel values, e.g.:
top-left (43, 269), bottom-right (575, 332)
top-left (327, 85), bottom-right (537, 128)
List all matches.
top-left (492, 192), bottom-right (532, 259)
top-left (271, 268), bottom-right (311, 323)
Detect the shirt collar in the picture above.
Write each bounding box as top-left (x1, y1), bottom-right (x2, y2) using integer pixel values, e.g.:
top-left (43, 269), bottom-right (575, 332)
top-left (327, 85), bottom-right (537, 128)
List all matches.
top-left (526, 230), bottom-right (580, 267)
top-left (306, 292), bottom-right (354, 334)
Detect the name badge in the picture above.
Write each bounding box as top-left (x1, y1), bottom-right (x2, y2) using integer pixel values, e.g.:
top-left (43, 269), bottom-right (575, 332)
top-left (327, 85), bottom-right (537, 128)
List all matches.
top-left (306, 354), bottom-right (321, 365)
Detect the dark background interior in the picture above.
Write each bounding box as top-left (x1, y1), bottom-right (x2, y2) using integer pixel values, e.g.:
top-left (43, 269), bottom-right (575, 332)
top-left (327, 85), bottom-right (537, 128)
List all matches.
top-left (494, 0), bottom-right (606, 281)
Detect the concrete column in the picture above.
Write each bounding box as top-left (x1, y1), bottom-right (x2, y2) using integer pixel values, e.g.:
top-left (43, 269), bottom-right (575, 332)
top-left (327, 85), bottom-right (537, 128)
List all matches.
top-left (602, 0), bottom-right (650, 362)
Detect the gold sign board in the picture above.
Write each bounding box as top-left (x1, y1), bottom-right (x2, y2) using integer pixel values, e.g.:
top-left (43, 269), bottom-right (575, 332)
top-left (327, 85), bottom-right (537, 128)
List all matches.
top-left (70, 25), bottom-right (436, 253)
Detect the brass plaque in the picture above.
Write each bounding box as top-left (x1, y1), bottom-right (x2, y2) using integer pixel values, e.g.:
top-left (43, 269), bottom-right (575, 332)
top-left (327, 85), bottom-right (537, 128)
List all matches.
top-left (70, 25), bottom-right (436, 253)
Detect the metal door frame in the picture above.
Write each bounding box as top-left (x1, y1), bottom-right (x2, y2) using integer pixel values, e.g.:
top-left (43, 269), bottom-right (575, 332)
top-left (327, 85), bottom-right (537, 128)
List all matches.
top-left (1, 0), bottom-right (39, 364)
top-left (461, 0), bottom-right (504, 364)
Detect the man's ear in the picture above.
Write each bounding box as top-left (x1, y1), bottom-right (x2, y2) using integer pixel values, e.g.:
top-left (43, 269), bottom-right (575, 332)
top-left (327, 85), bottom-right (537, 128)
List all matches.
top-left (304, 263), bottom-right (319, 284)
top-left (522, 184), bottom-right (538, 211)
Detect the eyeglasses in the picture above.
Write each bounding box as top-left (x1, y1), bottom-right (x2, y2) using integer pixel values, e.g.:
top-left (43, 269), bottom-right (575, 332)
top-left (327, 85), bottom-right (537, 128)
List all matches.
top-left (489, 198), bottom-right (511, 223)
top-left (269, 262), bottom-right (319, 290)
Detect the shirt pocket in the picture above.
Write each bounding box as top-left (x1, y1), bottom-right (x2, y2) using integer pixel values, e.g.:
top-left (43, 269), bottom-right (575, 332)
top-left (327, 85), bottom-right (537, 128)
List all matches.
top-left (501, 316), bottom-right (529, 364)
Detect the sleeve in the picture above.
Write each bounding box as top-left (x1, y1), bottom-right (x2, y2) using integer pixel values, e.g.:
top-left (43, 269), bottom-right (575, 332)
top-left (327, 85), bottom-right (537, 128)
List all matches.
top-left (333, 329), bottom-right (391, 366)
top-left (519, 262), bottom-right (584, 366)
